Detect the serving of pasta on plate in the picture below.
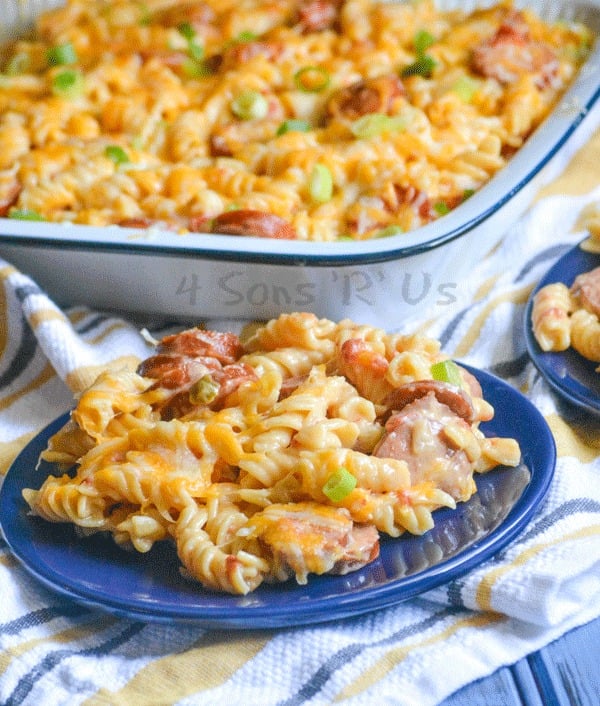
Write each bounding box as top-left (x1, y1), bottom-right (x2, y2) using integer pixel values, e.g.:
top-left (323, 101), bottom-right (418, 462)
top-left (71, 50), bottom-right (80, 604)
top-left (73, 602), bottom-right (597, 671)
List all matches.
top-left (23, 313), bottom-right (521, 595)
top-left (0, 0), bottom-right (593, 241)
top-left (531, 215), bottom-right (600, 372)
top-left (531, 265), bottom-right (600, 371)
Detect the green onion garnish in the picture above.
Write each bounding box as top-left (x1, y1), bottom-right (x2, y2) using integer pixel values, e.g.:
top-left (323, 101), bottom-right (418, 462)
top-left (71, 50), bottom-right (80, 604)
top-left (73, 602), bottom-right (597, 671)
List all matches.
top-left (414, 29), bottom-right (436, 55)
top-left (309, 164), bottom-right (333, 203)
top-left (322, 467), bottom-right (357, 502)
top-left (189, 375), bottom-right (219, 405)
top-left (451, 75), bottom-right (479, 102)
top-left (231, 90), bottom-right (269, 120)
top-left (350, 113), bottom-right (407, 139)
top-left (105, 145), bottom-right (129, 165)
top-left (8, 208), bottom-right (44, 221)
top-left (177, 23), bottom-right (204, 61)
top-left (51, 69), bottom-right (84, 98)
top-left (293, 66), bottom-right (330, 92)
top-left (433, 201), bottom-right (450, 215)
top-left (46, 42), bottom-right (78, 66)
top-left (188, 41), bottom-right (204, 61)
top-left (235, 30), bottom-right (258, 43)
top-left (376, 224), bottom-right (404, 238)
top-left (182, 58), bottom-right (212, 78)
top-left (462, 189), bottom-right (475, 201)
top-left (177, 22), bottom-right (195, 40)
top-left (401, 54), bottom-right (437, 78)
top-left (139, 4), bottom-right (152, 26)
top-left (276, 119), bottom-right (311, 135)
top-left (430, 360), bottom-right (463, 387)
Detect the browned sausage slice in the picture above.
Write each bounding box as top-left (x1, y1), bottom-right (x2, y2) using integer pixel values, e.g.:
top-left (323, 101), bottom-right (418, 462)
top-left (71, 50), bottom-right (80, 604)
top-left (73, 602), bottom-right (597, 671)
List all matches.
top-left (331, 524), bottom-right (380, 575)
top-left (383, 379), bottom-right (475, 422)
top-left (158, 329), bottom-right (244, 364)
top-left (326, 75), bottom-right (405, 121)
top-left (0, 182), bottom-right (22, 217)
top-left (373, 393), bottom-right (476, 502)
top-left (571, 266), bottom-right (600, 319)
top-left (155, 1), bottom-right (215, 30)
top-left (470, 10), bottom-right (559, 88)
top-left (249, 502), bottom-right (379, 582)
top-left (296, 0), bottom-right (340, 33)
top-left (137, 353), bottom-right (215, 389)
top-left (223, 41), bottom-right (282, 67)
top-left (211, 210), bottom-right (297, 239)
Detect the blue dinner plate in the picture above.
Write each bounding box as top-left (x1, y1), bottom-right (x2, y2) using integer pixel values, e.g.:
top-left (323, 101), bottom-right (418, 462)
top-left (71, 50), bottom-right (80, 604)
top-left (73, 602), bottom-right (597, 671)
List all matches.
top-left (0, 366), bottom-right (555, 629)
top-left (525, 241), bottom-right (600, 416)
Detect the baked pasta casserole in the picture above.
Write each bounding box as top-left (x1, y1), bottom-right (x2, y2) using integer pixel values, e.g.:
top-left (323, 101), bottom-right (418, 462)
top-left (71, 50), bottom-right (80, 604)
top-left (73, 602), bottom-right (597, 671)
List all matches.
top-left (0, 0), bottom-right (593, 241)
top-left (24, 313), bottom-right (521, 594)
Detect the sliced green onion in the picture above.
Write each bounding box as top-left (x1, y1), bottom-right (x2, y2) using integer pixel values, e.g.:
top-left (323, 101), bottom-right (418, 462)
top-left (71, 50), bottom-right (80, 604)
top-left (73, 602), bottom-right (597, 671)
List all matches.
top-left (231, 90), bottom-right (269, 120)
top-left (322, 467), bottom-right (357, 502)
top-left (309, 164), bottom-right (333, 203)
top-left (5, 52), bottom-right (30, 76)
top-left (293, 65), bottom-right (330, 92)
top-left (187, 41), bottom-right (204, 61)
top-left (8, 208), bottom-right (44, 221)
top-left (431, 360), bottom-right (463, 387)
top-left (47, 43), bottom-right (78, 67)
top-left (414, 29), bottom-right (436, 55)
top-left (462, 188), bottom-right (475, 201)
top-left (376, 224), bottom-right (404, 238)
top-left (182, 58), bottom-right (212, 78)
top-left (177, 22), bottom-right (196, 40)
top-left (350, 113), bottom-right (407, 139)
top-left (138, 4), bottom-right (152, 26)
top-left (276, 119), bottom-right (311, 135)
top-left (235, 30), bottom-right (258, 43)
top-left (51, 69), bottom-right (84, 98)
top-left (401, 54), bottom-right (437, 78)
top-left (105, 145), bottom-right (129, 165)
top-left (189, 375), bottom-right (220, 405)
top-left (433, 201), bottom-right (450, 215)
top-left (177, 22), bottom-right (204, 60)
top-left (451, 75), bottom-right (479, 102)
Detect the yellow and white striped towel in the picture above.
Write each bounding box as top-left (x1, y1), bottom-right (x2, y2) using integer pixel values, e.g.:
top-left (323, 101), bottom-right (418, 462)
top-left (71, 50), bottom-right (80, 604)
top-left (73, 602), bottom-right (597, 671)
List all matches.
top-left (1, 159), bottom-right (600, 706)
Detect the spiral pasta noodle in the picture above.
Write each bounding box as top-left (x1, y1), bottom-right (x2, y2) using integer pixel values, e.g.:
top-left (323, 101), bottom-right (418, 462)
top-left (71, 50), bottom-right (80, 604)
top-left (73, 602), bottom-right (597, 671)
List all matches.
top-left (570, 309), bottom-right (600, 363)
top-left (532, 260), bottom-right (600, 371)
top-left (531, 282), bottom-right (574, 352)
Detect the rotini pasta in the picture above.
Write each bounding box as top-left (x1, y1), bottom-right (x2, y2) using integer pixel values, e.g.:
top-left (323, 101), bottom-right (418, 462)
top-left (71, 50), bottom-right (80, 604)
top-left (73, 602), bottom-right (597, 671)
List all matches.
top-left (0, 1), bottom-right (592, 241)
top-left (571, 309), bottom-right (600, 363)
top-left (531, 282), bottom-right (573, 352)
top-left (532, 263), bottom-right (600, 370)
top-left (25, 312), bottom-right (521, 594)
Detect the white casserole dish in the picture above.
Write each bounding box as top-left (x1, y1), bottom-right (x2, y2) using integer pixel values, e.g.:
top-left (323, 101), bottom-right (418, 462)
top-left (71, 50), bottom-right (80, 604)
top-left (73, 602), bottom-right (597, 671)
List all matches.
top-left (1, 0), bottom-right (600, 326)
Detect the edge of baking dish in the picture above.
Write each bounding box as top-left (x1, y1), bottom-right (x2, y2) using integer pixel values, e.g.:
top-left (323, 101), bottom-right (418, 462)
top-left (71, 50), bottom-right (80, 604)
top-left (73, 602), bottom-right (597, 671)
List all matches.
top-left (1, 0), bottom-right (600, 267)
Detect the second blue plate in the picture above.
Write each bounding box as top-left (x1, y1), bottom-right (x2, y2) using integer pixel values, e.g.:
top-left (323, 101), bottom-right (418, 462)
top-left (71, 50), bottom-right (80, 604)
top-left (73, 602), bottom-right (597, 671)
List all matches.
top-left (525, 241), bottom-right (600, 416)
